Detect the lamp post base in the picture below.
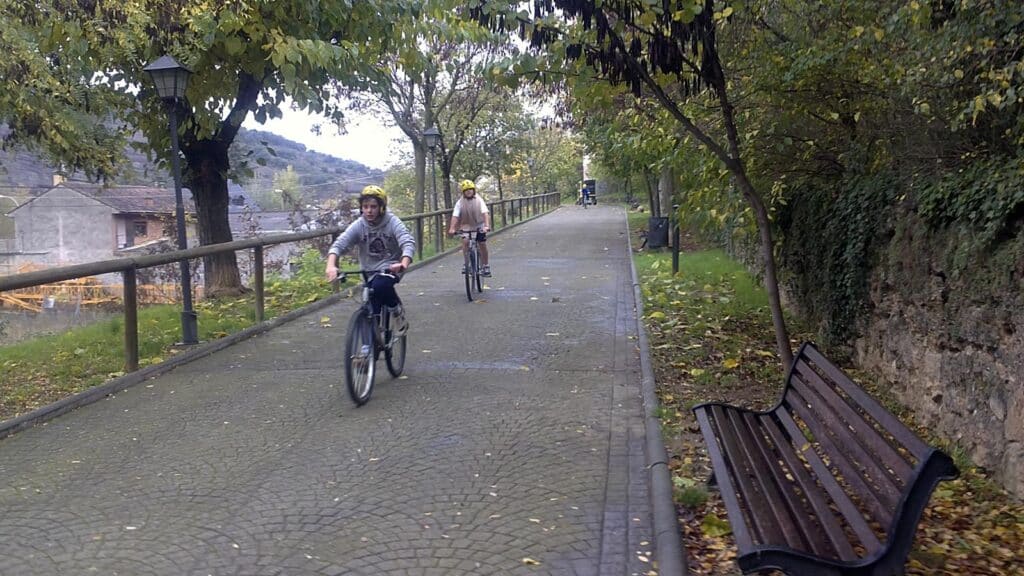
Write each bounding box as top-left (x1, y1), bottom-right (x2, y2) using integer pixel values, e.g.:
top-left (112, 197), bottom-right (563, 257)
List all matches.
top-left (180, 310), bottom-right (199, 345)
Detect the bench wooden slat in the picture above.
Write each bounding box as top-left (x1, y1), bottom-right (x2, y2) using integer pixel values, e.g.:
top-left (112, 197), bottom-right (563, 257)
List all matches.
top-left (793, 359), bottom-right (914, 482)
top-left (790, 368), bottom-right (905, 513)
top-left (802, 344), bottom-right (930, 457)
top-left (730, 411), bottom-right (809, 551)
top-left (775, 405), bottom-right (883, 554)
top-left (785, 385), bottom-right (894, 527)
top-left (738, 411), bottom-right (840, 557)
top-left (711, 405), bottom-right (790, 546)
top-left (694, 406), bottom-right (755, 550)
top-left (759, 412), bottom-right (859, 561)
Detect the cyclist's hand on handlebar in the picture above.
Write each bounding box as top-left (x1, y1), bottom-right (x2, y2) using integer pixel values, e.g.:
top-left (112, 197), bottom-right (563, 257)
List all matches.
top-left (388, 261), bottom-right (408, 274)
top-left (325, 265), bottom-right (339, 282)
top-left (482, 225), bottom-right (490, 233)
top-left (447, 228), bottom-right (456, 237)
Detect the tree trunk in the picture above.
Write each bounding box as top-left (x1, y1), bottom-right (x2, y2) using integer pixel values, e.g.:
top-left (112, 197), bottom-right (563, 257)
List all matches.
top-left (183, 138), bottom-right (244, 298)
top-left (733, 168), bottom-right (793, 369)
top-left (658, 165), bottom-right (674, 244)
top-left (644, 170), bottom-right (659, 216)
top-left (440, 156), bottom-right (453, 209)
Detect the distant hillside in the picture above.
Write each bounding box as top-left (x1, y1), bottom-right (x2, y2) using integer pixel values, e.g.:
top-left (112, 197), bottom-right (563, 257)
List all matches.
top-left (0, 127), bottom-right (384, 205)
top-left (227, 129), bottom-right (385, 203)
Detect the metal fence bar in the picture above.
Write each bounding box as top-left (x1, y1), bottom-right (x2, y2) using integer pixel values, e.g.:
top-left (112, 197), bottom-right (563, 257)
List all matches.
top-left (123, 268), bottom-right (138, 372)
top-left (415, 216), bottom-right (424, 261)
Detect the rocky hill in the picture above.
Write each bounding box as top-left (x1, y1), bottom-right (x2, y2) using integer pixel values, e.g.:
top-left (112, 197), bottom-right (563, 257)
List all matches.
top-left (0, 127), bottom-right (384, 205)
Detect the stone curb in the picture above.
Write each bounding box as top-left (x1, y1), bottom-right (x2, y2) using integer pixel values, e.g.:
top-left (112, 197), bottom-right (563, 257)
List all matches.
top-left (625, 214), bottom-right (688, 576)
top-left (0, 205), bottom-right (560, 440)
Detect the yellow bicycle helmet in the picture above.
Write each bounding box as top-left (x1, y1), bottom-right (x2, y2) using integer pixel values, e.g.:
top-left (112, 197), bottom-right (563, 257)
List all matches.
top-left (459, 179), bottom-right (476, 193)
top-left (359, 185), bottom-right (388, 209)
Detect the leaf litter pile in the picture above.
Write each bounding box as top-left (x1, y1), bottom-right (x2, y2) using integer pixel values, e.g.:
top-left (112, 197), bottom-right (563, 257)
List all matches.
top-left (632, 232), bottom-right (1023, 575)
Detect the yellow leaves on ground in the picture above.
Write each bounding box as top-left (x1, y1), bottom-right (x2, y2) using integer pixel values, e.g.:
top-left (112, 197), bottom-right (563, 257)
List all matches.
top-left (700, 514), bottom-right (731, 538)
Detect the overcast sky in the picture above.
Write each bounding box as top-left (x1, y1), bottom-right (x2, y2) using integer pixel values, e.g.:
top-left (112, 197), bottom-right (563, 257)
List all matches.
top-left (244, 110), bottom-right (409, 171)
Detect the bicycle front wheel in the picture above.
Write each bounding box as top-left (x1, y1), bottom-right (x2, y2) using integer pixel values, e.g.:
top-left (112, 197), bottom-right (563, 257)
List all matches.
top-left (344, 311), bottom-right (376, 406)
top-left (385, 325), bottom-right (406, 377)
top-left (474, 253), bottom-right (483, 293)
top-left (464, 250), bottom-right (475, 302)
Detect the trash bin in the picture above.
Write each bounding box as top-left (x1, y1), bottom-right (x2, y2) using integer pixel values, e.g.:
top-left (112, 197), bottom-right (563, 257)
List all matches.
top-left (647, 217), bottom-right (669, 248)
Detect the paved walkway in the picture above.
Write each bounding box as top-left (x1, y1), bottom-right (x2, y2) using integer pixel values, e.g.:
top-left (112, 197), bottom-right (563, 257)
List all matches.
top-left (0, 205), bottom-right (662, 575)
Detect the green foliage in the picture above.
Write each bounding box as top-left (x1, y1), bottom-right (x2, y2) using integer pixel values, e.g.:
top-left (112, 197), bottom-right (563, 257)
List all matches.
top-left (263, 248), bottom-right (335, 314)
top-left (777, 172), bottom-right (899, 346)
top-left (672, 475), bottom-right (709, 508)
top-left (0, 247), bottom-right (339, 421)
top-left (383, 165), bottom-right (419, 216)
top-left (631, 211), bottom-right (787, 394)
top-left (916, 154), bottom-right (1024, 245)
top-left (628, 0), bottom-right (1024, 349)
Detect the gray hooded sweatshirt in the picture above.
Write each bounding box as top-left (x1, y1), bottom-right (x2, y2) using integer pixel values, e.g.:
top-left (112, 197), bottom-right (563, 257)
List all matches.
top-left (328, 213), bottom-right (416, 272)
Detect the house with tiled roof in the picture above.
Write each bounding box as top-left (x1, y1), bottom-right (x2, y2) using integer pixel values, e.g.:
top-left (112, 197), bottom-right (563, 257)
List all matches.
top-left (4, 180), bottom-right (197, 270)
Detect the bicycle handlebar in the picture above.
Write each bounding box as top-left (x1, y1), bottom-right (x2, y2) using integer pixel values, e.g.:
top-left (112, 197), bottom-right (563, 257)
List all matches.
top-left (452, 229), bottom-right (487, 238)
top-left (335, 270), bottom-right (389, 284)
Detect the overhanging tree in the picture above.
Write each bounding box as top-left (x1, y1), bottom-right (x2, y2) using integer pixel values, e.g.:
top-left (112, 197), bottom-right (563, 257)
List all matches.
top-left (4, 0), bottom-right (414, 296)
top-left (472, 0), bottom-right (795, 368)
top-left (350, 4), bottom-right (510, 213)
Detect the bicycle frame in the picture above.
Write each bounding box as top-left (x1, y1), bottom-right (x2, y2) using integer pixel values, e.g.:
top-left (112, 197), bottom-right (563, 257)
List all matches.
top-left (459, 231), bottom-right (481, 262)
top-left (457, 232), bottom-right (484, 301)
top-left (344, 270), bottom-right (391, 345)
top-left (337, 269), bottom-right (407, 405)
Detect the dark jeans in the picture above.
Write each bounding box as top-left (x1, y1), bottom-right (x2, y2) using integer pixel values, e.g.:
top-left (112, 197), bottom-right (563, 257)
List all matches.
top-left (369, 272), bottom-right (402, 316)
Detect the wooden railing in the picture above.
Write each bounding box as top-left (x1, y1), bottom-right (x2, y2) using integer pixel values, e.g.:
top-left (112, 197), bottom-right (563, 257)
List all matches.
top-left (0, 191), bottom-right (560, 372)
top-left (405, 192), bottom-right (560, 260)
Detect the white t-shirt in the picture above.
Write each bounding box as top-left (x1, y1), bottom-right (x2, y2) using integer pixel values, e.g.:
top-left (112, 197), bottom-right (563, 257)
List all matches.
top-left (452, 195), bottom-right (489, 231)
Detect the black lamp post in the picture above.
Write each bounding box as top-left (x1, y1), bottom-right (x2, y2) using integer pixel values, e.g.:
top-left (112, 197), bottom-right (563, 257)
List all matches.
top-left (143, 55), bottom-right (198, 345)
top-left (423, 125), bottom-right (442, 253)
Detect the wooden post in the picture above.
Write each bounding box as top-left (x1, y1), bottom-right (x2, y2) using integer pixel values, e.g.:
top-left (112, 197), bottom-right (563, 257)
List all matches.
top-left (434, 213), bottom-right (443, 254)
top-left (254, 245), bottom-right (265, 322)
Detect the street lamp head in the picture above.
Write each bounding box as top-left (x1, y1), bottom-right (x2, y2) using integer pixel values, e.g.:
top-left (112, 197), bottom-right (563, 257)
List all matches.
top-left (143, 55), bottom-right (193, 102)
top-left (424, 125), bottom-right (441, 151)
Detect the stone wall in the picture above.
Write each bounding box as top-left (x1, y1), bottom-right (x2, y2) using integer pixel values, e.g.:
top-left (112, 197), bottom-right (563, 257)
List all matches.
top-left (728, 209), bottom-right (1024, 498)
top-left (852, 220), bottom-right (1024, 497)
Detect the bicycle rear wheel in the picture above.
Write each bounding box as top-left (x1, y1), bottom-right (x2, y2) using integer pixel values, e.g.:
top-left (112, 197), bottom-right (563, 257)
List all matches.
top-left (344, 310), bottom-right (376, 406)
top-left (385, 312), bottom-right (406, 377)
top-left (464, 249), bottom-right (475, 302)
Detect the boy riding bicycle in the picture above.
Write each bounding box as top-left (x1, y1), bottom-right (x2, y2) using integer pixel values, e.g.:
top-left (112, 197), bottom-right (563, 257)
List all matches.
top-left (448, 179), bottom-right (492, 277)
top-left (325, 185), bottom-right (415, 333)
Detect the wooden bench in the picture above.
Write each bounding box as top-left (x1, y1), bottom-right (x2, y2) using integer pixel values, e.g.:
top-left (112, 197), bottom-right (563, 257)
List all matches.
top-left (692, 342), bottom-right (959, 576)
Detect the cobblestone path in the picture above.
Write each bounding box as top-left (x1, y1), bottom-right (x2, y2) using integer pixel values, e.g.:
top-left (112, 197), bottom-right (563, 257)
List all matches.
top-left (0, 205), bottom-right (657, 575)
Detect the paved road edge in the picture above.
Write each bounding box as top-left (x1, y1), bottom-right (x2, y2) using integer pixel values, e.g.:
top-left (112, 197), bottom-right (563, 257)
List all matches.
top-left (625, 212), bottom-right (688, 576)
top-left (0, 206), bottom-right (561, 440)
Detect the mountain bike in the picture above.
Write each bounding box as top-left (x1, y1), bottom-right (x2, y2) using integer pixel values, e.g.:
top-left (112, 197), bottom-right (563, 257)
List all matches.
top-left (457, 231), bottom-right (484, 301)
top-left (338, 270), bottom-right (407, 406)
